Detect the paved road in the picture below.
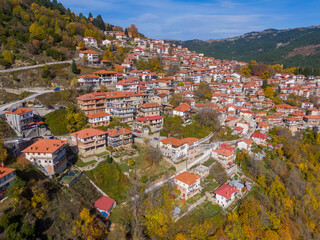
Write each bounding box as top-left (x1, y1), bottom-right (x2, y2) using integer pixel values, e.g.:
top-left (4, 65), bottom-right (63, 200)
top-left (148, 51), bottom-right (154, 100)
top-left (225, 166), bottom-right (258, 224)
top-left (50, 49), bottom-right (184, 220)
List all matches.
top-left (0, 60), bottom-right (73, 73)
top-left (0, 90), bottom-right (54, 114)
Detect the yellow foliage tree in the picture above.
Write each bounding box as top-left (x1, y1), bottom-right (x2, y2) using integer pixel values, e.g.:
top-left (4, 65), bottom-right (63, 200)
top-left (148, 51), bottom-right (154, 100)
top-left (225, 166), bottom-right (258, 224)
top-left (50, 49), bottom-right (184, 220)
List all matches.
top-left (0, 141), bottom-right (8, 163)
top-left (174, 233), bottom-right (188, 240)
top-left (29, 22), bottom-right (46, 40)
top-left (73, 208), bottom-right (107, 239)
top-left (264, 86), bottom-right (274, 99)
top-left (239, 65), bottom-right (251, 77)
top-left (259, 70), bottom-right (270, 80)
top-left (78, 41), bottom-right (86, 50)
top-left (2, 50), bottom-right (15, 64)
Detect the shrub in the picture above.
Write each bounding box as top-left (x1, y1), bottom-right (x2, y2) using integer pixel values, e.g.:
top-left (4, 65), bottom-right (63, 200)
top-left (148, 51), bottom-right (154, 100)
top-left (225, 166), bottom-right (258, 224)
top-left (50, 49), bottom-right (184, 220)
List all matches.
top-left (140, 176), bottom-right (148, 183)
top-left (128, 159), bottom-right (135, 166)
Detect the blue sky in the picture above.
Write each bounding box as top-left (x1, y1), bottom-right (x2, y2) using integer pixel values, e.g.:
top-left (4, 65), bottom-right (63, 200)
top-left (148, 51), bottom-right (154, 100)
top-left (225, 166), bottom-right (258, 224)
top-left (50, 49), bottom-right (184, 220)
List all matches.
top-left (59, 0), bottom-right (320, 40)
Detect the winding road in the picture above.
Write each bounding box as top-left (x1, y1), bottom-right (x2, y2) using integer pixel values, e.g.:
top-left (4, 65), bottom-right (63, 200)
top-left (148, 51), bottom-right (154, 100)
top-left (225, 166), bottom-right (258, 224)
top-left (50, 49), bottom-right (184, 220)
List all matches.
top-left (0, 60), bottom-right (73, 74)
top-left (0, 90), bottom-right (54, 114)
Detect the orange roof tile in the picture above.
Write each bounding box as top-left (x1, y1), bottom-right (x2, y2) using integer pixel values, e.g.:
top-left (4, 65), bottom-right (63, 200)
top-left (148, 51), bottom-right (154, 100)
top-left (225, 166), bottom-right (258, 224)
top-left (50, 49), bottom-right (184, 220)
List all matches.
top-left (22, 139), bottom-right (66, 153)
top-left (213, 149), bottom-right (234, 157)
top-left (174, 171), bottom-right (200, 185)
top-left (0, 167), bottom-right (15, 179)
top-left (140, 102), bottom-right (161, 108)
top-left (70, 128), bottom-right (107, 139)
top-left (5, 107), bottom-right (32, 115)
top-left (86, 112), bottom-right (110, 119)
top-left (173, 103), bottom-right (191, 112)
top-left (107, 128), bottom-right (133, 137)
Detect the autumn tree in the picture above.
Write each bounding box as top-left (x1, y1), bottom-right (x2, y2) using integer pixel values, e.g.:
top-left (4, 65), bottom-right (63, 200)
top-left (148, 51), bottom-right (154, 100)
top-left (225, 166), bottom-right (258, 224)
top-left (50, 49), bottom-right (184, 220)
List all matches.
top-left (143, 186), bottom-right (175, 239)
top-left (2, 50), bottom-right (15, 64)
top-left (126, 24), bottom-right (139, 38)
top-left (264, 86), bottom-right (274, 99)
top-left (260, 70), bottom-right (270, 80)
top-left (239, 65), bottom-right (251, 77)
top-left (29, 22), bottom-right (46, 40)
top-left (66, 105), bottom-right (87, 132)
top-left (194, 82), bottom-right (212, 101)
top-left (169, 94), bottom-right (183, 108)
top-left (143, 146), bottom-right (162, 166)
top-left (73, 208), bottom-right (107, 239)
top-left (161, 116), bottom-right (183, 138)
top-left (78, 41), bottom-right (86, 50)
top-left (0, 141), bottom-right (8, 163)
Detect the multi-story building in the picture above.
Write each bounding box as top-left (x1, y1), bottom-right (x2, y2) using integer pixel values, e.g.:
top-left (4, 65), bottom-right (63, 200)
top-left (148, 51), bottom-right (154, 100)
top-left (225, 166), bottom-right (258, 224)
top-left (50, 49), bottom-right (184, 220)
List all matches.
top-left (160, 137), bottom-right (199, 163)
top-left (135, 115), bottom-right (163, 132)
top-left (214, 184), bottom-right (238, 208)
top-left (106, 128), bottom-right (133, 149)
top-left (79, 50), bottom-right (100, 63)
top-left (93, 70), bottom-right (118, 86)
top-left (212, 148), bottom-right (236, 167)
top-left (173, 103), bottom-right (191, 121)
top-left (22, 139), bottom-right (67, 176)
top-left (70, 128), bottom-right (108, 156)
top-left (138, 102), bottom-right (161, 117)
top-left (77, 92), bottom-right (109, 116)
top-left (86, 112), bottom-right (111, 127)
top-left (5, 108), bottom-right (34, 134)
top-left (77, 70), bottom-right (118, 90)
top-left (83, 36), bottom-right (98, 48)
top-left (174, 171), bottom-right (201, 199)
top-left (77, 91), bottom-right (143, 124)
top-left (107, 102), bottom-right (135, 123)
top-left (0, 166), bottom-right (16, 199)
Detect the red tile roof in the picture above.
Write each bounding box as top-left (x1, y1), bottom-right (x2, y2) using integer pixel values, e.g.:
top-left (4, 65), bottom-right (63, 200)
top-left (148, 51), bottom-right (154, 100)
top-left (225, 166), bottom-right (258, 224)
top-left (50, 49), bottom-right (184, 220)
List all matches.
top-left (77, 74), bottom-right (99, 79)
top-left (214, 184), bottom-right (238, 199)
top-left (22, 139), bottom-right (66, 153)
top-left (238, 139), bottom-right (254, 145)
top-left (93, 70), bottom-right (117, 75)
top-left (5, 107), bottom-right (32, 115)
top-left (94, 196), bottom-right (115, 212)
top-left (174, 171), bottom-right (200, 185)
top-left (0, 167), bottom-right (15, 179)
top-left (137, 115), bottom-right (163, 122)
top-left (251, 132), bottom-right (268, 139)
top-left (86, 112), bottom-right (110, 119)
top-left (81, 50), bottom-right (99, 54)
top-left (213, 149), bottom-right (234, 157)
top-left (173, 103), bottom-right (191, 112)
top-left (140, 102), bottom-right (161, 108)
top-left (160, 137), bottom-right (184, 146)
top-left (70, 128), bottom-right (107, 139)
top-left (107, 128), bottom-right (133, 137)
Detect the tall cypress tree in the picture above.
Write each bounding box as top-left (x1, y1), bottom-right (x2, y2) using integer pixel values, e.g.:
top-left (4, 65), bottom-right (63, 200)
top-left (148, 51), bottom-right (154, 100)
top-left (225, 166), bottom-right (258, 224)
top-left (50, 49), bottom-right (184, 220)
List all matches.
top-left (71, 60), bottom-right (80, 74)
top-left (92, 15), bottom-right (106, 31)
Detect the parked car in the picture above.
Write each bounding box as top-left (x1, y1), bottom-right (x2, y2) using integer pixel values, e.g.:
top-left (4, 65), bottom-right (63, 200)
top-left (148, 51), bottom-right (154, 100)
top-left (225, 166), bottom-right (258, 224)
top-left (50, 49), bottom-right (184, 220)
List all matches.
top-left (58, 106), bottom-right (66, 109)
top-left (153, 137), bottom-right (159, 141)
top-left (53, 87), bottom-right (60, 92)
top-left (47, 105), bottom-right (55, 110)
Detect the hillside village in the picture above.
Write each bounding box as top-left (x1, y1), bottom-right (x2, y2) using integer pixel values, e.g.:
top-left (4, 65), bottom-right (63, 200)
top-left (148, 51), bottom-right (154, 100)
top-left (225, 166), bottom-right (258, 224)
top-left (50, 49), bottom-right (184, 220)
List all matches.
top-left (1, 5), bottom-right (320, 239)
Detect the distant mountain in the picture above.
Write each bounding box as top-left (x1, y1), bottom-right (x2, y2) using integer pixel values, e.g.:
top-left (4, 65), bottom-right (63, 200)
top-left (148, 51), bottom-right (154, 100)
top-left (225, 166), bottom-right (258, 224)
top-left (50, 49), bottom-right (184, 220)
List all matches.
top-left (169, 26), bottom-right (320, 68)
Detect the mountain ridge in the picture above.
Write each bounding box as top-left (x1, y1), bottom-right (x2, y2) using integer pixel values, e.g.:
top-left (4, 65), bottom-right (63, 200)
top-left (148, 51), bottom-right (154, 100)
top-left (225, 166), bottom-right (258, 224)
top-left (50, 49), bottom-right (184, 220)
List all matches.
top-left (167, 25), bottom-right (320, 68)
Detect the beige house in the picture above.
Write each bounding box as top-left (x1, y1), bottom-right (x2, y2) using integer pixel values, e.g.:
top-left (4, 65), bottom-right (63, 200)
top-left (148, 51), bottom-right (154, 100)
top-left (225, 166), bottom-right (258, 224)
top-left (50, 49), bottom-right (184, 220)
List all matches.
top-left (22, 139), bottom-right (67, 176)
